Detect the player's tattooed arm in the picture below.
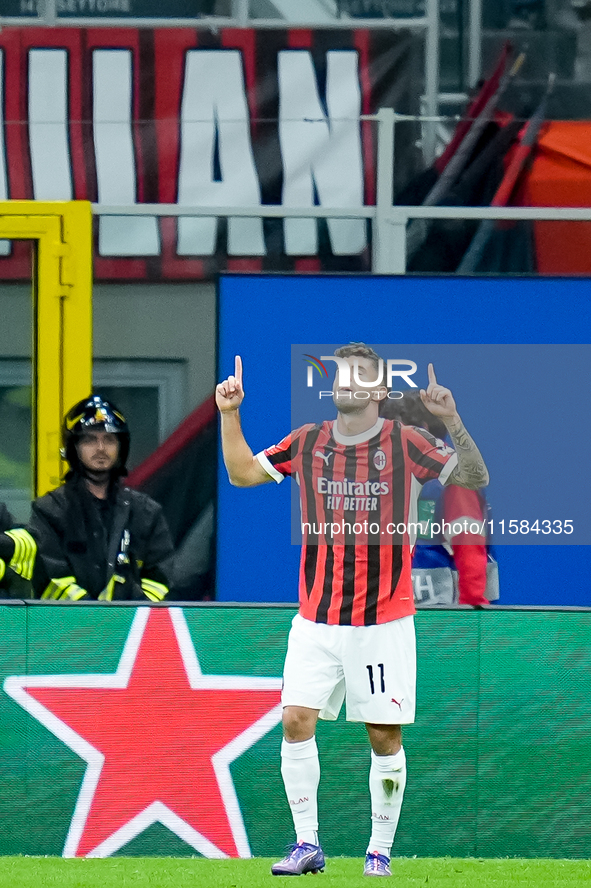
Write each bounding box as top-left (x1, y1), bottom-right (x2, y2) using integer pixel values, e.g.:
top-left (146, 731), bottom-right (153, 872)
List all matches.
top-left (443, 415), bottom-right (489, 490)
top-left (420, 362), bottom-right (489, 490)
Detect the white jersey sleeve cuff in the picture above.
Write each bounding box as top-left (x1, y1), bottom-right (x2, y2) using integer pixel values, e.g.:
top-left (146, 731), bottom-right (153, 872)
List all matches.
top-left (439, 452), bottom-right (458, 486)
top-left (443, 514), bottom-right (486, 542)
top-left (256, 451), bottom-right (285, 484)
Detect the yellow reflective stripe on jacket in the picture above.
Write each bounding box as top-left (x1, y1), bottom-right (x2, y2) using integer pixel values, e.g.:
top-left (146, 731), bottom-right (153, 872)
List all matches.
top-left (98, 578), bottom-right (114, 602)
top-left (41, 577), bottom-right (87, 601)
top-left (98, 575), bottom-right (125, 601)
top-left (141, 579), bottom-right (168, 602)
top-left (62, 584), bottom-right (87, 601)
top-left (5, 528), bottom-right (37, 581)
top-left (0, 559), bottom-right (5, 583)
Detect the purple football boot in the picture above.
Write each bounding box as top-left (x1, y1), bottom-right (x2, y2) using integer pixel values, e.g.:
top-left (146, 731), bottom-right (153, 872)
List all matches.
top-left (271, 841), bottom-right (326, 876)
top-left (363, 851), bottom-right (392, 877)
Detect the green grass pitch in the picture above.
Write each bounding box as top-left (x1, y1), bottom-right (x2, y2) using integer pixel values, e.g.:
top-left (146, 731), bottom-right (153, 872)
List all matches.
top-left (0, 857), bottom-right (589, 888)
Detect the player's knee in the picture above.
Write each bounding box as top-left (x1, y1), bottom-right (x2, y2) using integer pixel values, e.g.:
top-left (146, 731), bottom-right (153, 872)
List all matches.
top-left (366, 722), bottom-right (402, 756)
top-left (282, 705), bottom-right (318, 742)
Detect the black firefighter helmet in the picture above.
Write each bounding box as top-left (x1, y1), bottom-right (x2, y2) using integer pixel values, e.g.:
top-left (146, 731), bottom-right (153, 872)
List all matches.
top-left (62, 394), bottom-right (130, 475)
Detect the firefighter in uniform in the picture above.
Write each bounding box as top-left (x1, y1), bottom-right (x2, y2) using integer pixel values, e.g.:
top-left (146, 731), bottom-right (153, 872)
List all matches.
top-left (0, 502), bottom-right (36, 595)
top-left (29, 395), bottom-right (174, 602)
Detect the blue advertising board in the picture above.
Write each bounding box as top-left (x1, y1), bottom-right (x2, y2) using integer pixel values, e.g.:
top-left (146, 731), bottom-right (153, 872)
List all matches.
top-left (217, 275), bottom-right (591, 606)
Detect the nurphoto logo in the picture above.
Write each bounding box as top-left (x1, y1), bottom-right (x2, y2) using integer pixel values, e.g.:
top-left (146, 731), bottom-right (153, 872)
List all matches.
top-left (303, 354), bottom-right (418, 400)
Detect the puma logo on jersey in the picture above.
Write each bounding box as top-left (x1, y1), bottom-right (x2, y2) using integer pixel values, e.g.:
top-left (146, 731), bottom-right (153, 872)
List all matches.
top-left (391, 697), bottom-right (404, 710)
top-left (315, 450), bottom-right (332, 466)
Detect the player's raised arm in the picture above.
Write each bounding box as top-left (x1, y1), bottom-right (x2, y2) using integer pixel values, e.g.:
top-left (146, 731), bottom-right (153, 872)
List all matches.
top-left (420, 363), bottom-right (489, 490)
top-left (216, 356), bottom-right (272, 487)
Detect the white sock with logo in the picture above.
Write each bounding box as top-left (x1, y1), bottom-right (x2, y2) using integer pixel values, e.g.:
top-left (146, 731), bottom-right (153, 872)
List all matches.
top-left (281, 737), bottom-right (320, 846)
top-left (367, 747), bottom-right (407, 857)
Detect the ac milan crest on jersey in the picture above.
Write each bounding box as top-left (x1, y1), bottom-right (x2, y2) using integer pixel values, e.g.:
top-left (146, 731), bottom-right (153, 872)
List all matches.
top-left (373, 449), bottom-right (387, 471)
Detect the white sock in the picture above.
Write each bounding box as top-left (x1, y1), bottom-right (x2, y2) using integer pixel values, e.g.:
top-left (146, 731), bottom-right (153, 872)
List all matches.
top-left (281, 737), bottom-right (320, 846)
top-left (367, 747), bottom-right (407, 857)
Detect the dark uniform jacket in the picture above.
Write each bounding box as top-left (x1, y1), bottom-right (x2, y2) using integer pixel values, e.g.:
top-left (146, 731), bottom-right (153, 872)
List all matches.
top-left (0, 503), bottom-right (12, 534)
top-left (0, 503), bottom-right (36, 597)
top-left (0, 503), bottom-right (14, 593)
top-left (30, 475), bottom-right (174, 601)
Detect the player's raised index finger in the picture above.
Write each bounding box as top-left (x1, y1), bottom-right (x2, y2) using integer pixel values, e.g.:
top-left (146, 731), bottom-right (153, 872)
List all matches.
top-left (427, 363), bottom-right (437, 385)
top-left (234, 355), bottom-right (243, 386)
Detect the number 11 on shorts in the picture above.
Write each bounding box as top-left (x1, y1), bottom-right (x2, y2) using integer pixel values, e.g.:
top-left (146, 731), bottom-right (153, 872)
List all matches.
top-left (366, 663), bottom-right (385, 694)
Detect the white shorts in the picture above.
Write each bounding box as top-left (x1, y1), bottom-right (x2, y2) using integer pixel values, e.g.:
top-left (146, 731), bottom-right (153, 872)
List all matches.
top-left (282, 613), bottom-right (416, 724)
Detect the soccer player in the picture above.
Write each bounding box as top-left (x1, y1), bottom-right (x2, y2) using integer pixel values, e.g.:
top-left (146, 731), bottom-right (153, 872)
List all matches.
top-left (216, 344), bottom-right (489, 877)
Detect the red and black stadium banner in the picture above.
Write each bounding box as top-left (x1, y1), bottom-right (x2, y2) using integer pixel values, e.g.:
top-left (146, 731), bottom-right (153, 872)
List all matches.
top-left (0, 27), bottom-right (422, 280)
top-left (127, 395), bottom-right (217, 599)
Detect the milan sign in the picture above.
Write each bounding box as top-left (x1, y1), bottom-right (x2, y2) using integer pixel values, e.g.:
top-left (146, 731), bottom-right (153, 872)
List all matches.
top-left (0, 28), bottom-right (420, 279)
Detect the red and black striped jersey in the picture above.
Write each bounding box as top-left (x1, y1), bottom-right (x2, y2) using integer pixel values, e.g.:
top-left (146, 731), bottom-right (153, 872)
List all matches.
top-left (257, 417), bottom-right (457, 626)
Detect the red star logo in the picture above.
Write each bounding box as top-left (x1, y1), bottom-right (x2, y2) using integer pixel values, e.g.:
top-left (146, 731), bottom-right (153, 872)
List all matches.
top-left (4, 608), bottom-right (282, 858)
